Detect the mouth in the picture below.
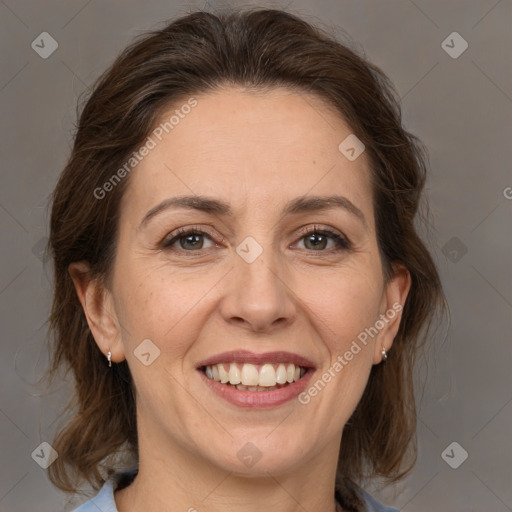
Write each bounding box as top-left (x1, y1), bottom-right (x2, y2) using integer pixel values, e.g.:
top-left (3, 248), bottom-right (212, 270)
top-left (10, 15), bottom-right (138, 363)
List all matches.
top-left (196, 350), bottom-right (316, 407)
top-left (199, 362), bottom-right (308, 391)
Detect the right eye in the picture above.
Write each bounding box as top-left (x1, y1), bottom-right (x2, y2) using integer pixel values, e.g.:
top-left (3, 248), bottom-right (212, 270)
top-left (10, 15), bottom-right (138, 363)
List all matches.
top-left (162, 227), bottom-right (217, 252)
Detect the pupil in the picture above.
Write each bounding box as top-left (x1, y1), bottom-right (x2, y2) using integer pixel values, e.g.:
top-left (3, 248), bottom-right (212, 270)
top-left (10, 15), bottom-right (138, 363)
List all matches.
top-left (182, 234), bottom-right (202, 249)
top-left (307, 233), bottom-right (326, 250)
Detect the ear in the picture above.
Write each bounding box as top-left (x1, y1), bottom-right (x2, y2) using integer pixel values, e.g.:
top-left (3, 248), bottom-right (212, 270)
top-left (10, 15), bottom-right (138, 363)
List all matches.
top-left (68, 261), bottom-right (125, 363)
top-left (372, 263), bottom-right (411, 364)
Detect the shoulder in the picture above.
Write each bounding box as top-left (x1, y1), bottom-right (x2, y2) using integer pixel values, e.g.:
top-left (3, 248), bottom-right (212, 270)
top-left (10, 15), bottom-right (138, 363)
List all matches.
top-left (71, 468), bottom-right (138, 512)
top-left (360, 488), bottom-right (400, 512)
top-left (72, 470), bottom-right (396, 512)
top-left (71, 479), bottom-right (117, 512)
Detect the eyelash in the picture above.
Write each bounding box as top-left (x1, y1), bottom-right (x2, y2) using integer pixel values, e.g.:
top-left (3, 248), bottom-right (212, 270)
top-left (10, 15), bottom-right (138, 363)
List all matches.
top-left (161, 224), bottom-right (351, 256)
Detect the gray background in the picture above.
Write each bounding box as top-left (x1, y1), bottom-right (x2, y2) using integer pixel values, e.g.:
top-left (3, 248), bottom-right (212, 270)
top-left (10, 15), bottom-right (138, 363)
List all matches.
top-left (0, 0), bottom-right (511, 511)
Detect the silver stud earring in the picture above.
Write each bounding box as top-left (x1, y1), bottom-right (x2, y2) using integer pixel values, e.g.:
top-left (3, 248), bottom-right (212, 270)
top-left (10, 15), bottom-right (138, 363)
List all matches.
top-left (107, 350), bottom-right (112, 367)
top-left (381, 346), bottom-right (388, 362)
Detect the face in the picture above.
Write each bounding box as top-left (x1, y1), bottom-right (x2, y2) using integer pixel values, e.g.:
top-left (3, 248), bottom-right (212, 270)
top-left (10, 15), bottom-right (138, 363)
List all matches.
top-left (72, 86), bottom-right (409, 479)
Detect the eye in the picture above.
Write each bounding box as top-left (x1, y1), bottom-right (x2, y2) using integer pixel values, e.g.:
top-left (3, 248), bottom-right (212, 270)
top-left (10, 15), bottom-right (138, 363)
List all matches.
top-left (161, 225), bottom-right (351, 255)
top-left (294, 225), bottom-right (351, 253)
top-left (162, 227), bottom-right (217, 251)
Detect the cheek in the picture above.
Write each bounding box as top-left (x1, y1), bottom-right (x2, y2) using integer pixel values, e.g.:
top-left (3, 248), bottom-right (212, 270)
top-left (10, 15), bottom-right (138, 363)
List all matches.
top-left (298, 263), bottom-right (383, 345)
top-left (114, 260), bottom-right (219, 353)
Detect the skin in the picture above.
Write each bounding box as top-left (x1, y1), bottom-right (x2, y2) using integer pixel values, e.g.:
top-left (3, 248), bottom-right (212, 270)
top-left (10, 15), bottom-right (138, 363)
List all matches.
top-left (70, 86), bottom-right (410, 512)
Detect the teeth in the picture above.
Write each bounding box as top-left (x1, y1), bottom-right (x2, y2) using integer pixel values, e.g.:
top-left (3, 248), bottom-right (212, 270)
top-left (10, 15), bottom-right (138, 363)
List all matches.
top-left (204, 362), bottom-right (306, 388)
top-left (286, 364), bottom-right (295, 383)
top-left (228, 364), bottom-right (241, 384)
top-left (218, 364), bottom-right (229, 384)
top-left (258, 364), bottom-right (276, 386)
top-left (241, 363), bottom-right (259, 386)
top-left (276, 364), bottom-right (288, 384)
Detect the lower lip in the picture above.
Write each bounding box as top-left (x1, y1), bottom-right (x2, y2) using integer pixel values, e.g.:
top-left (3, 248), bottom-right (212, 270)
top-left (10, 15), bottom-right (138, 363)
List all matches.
top-left (198, 368), bottom-right (315, 408)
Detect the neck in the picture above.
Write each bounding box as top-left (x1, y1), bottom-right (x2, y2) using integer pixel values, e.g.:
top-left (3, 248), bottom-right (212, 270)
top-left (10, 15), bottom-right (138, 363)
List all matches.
top-left (114, 413), bottom-right (344, 512)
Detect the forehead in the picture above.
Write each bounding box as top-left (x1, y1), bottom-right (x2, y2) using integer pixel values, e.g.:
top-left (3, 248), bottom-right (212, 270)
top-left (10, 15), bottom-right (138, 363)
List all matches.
top-left (121, 86), bottom-right (373, 223)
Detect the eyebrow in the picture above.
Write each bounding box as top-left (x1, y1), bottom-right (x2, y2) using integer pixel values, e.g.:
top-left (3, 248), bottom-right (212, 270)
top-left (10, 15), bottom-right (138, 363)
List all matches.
top-left (139, 194), bottom-right (367, 229)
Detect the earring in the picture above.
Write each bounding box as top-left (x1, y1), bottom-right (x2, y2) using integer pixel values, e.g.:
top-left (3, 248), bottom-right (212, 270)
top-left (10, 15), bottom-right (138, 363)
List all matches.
top-left (107, 350), bottom-right (112, 367)
top-left (381, 346), bottom-right (388, 362)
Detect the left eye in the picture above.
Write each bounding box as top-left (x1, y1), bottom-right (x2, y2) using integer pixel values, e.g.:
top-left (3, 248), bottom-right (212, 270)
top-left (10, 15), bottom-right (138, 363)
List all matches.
top-left (294, 228), bottom-right (350, 252)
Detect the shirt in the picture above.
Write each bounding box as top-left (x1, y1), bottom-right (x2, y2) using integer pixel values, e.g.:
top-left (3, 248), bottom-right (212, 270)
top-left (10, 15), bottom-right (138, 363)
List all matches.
top-left (71, 468), bottom-right (399, 512)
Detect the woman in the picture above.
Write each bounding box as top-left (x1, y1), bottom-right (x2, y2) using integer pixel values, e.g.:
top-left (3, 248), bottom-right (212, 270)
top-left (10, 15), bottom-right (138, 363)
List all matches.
top-left (45, 7), bottom-right (444, 512)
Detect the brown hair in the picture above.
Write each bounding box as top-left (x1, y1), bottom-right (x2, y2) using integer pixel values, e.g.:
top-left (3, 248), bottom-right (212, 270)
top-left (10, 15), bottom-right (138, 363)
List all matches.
top-left (45, 7), bottom-right (445, 510)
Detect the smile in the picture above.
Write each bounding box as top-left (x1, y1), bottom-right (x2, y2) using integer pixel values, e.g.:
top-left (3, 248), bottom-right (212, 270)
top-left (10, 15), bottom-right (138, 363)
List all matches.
top-left (196, 350), bottom-right (316, 407)
top-left (202, 362), bottom-right (307, 391)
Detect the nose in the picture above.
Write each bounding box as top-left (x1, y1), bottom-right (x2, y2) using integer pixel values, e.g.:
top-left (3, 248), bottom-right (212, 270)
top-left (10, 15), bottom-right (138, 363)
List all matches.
top-left (219, 249), bottom-right (296, 333)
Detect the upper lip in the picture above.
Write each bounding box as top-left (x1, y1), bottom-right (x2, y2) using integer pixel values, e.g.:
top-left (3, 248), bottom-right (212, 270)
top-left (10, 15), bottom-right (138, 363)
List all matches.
top-left (196, 350), bottom-right (316, 369)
